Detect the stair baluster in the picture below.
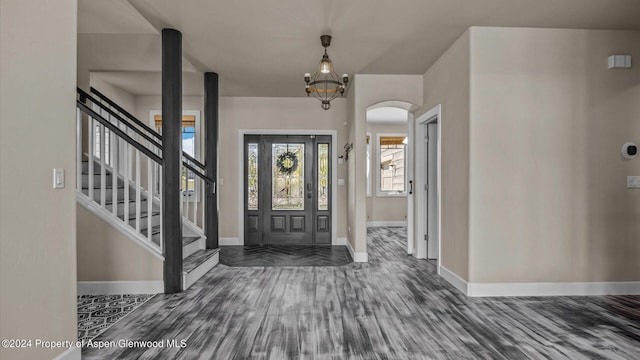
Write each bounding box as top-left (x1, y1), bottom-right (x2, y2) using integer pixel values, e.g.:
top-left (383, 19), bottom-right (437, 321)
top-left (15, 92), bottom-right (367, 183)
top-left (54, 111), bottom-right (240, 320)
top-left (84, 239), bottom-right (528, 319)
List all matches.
top-left (76, 87), bottom-right (217, 290)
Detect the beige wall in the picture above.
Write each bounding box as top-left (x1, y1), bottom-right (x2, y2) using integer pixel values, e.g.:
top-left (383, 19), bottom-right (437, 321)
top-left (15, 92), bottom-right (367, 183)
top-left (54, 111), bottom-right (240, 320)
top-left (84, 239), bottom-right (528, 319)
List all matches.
top-left (366, 123), bottom-right (408, 222)
top-left (468, 27), bottom-right (640, 283)
top-left (135, 95), bottom-right (204, 154)
top-left (91, 74), bottom-right (136, 112)
top-left (421, 30), bottom-right (471, 279)
top-left (134, 95), bottom-right (348, 240)
top-left (0, 0), bottom-right (79, 359)
top-left (349, 75), bottom-right (423, 253)
top-left (218, 97), bottom-right (349, 240)
top-left (77, 206), bottom-right (163, 281)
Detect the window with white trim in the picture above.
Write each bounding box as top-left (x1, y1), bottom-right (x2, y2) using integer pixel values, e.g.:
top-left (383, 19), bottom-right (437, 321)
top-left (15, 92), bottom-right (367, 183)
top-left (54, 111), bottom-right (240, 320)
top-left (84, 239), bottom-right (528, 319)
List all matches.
top-left (151, 111), bottom-right (200, 201)
top-left (377, 134), bottom-right (407, 196)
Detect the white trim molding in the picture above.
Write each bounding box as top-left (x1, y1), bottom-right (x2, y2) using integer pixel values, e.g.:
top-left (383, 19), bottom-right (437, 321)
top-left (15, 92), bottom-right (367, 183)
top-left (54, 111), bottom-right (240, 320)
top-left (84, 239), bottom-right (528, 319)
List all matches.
top-left (346, 239), bottom-right (368, 262)
top-left (367, 221), bottom-right (407, 227)
top-left (438, 265), bottom-right (640, 297)
top-left (238, 129), bottom-right (338, 246)
top-left (467, 281), bottom-right (640, 297)
top-left (413, 104), bottom-right (442, 262)
top-left (220, 237), bottom-right (242, 246)
top-left (77, 281), bottom-right (164, 295)
top-left (439, 266), bottom-right (469, 295)
top-left (52, 345), bottom-right (81, 360)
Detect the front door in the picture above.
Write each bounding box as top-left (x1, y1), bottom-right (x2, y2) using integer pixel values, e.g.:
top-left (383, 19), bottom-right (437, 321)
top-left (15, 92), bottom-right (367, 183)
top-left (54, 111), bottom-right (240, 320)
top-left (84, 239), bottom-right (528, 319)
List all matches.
top-left (244, 135), bottom-right (331, 245)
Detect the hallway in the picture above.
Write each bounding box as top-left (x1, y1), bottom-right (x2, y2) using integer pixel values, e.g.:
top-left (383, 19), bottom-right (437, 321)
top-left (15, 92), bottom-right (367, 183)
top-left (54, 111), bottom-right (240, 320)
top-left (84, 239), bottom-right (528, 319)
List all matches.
top-left (82, 227), bottom-right (640, 359)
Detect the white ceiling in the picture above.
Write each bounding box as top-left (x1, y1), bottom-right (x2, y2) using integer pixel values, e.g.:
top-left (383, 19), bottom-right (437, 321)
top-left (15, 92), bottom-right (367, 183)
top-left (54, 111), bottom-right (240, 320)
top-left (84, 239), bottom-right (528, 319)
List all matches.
top-left (367, 107), bottom-right (409, 124)
top-left (78, 0), bottom-right (640, 97)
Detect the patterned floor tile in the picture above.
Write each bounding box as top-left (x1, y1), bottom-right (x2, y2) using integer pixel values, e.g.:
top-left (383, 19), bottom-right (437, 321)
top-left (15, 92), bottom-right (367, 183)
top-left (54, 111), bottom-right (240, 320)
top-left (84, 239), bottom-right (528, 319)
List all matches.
top-left (77, 294), bottom-right (154, 344)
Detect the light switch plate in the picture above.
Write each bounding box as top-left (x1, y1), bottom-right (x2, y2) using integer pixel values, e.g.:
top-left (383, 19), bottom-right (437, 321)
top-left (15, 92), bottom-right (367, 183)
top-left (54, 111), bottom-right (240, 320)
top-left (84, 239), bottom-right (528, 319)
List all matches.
top-left (53, 168), bottom-right (65, 189)
top-left (627, 176), bottom-right (640, 188)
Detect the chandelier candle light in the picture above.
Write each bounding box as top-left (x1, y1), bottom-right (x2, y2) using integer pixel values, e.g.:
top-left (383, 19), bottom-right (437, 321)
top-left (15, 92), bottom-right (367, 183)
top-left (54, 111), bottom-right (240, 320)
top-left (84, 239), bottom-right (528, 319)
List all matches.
top-left (304, 35), bottom-right (349, 110)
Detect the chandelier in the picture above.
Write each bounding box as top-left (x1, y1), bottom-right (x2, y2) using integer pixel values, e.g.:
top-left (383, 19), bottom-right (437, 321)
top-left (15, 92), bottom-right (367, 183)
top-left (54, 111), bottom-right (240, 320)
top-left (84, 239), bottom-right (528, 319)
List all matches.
top-left (304, 35), bottom-right (349, 110)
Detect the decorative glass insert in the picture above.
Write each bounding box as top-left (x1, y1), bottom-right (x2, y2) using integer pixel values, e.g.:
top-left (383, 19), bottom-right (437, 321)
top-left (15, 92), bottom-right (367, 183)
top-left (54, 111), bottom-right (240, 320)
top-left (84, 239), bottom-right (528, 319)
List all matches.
top-left (318, 143), bottom-right (329, 210)
top-left (247, 143), bottom-right (259, 210)
top-left (272, 143), bottom-right (304, 210)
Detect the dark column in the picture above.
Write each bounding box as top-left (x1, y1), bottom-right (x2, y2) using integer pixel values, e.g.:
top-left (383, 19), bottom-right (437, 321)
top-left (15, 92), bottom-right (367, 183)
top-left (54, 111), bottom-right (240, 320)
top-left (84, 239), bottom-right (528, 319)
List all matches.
top-left (204, 72), bottom-right (219, 249)
top-left (162, 28), bottom-right (183, 294)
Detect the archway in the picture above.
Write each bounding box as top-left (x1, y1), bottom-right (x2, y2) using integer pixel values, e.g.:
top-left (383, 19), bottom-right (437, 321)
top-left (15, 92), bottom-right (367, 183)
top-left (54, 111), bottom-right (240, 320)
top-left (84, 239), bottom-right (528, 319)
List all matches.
top-left (365, 100), bottom-right (421, 258)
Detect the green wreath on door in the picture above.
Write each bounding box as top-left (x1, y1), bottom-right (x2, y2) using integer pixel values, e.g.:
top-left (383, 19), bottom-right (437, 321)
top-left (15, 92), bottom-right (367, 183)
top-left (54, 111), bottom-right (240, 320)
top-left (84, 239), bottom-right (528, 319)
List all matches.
top-left (276, 151), bottom-right (298, 175)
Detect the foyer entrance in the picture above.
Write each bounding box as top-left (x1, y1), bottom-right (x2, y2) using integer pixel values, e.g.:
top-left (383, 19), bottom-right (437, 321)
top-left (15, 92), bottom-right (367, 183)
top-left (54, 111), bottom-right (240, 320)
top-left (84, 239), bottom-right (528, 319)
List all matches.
top-left (244, 135), bottom-right (332, 245)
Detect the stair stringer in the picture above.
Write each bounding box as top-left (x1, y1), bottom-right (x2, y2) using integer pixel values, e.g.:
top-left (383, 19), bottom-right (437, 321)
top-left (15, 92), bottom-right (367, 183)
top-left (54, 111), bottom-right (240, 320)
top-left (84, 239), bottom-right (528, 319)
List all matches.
top-left (77, 192), bottom-right (164, 260)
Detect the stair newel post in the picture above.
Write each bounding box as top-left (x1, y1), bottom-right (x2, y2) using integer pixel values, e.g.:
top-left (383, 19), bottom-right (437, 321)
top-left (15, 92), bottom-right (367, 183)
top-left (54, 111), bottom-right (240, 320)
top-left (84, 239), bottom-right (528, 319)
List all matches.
top-left (162, 28), bottom-right (184, 294)
top-left (204, 72), bottom-right (219, 249)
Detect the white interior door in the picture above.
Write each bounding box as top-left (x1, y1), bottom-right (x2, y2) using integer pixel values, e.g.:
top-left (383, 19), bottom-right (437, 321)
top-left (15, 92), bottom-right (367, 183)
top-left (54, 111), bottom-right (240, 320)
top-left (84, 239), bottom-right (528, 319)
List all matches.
top-left (427, 123), bottom-right (439, 259)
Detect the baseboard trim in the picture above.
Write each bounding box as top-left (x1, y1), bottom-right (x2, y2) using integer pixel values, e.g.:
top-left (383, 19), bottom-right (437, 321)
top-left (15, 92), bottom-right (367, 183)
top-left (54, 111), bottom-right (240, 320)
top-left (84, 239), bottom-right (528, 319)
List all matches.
top-left (439, 265), bottom-right (469, 295)
top-left (437, 265), bottom-right (640, 297)
top-left (77, 281), bottom-right (164, 295)
top-left (220, 237), bottom-right (242, 246)
top-left (334, 237), bottom-right (348, 246)
top-left (346, 239), bottom-right (368, 262)
top-left (366, 221), bottom-right (407, 227)
top-left (467, 281), bottom-right (640, 297)
top-left (52, 345), bottom-right (81, 360)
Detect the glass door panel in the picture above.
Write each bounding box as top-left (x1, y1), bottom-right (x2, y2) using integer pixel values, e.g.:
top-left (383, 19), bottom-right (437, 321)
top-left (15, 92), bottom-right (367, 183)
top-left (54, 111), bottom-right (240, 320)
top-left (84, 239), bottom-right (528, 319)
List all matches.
top-left (271, 143), bottom-right (304, 210)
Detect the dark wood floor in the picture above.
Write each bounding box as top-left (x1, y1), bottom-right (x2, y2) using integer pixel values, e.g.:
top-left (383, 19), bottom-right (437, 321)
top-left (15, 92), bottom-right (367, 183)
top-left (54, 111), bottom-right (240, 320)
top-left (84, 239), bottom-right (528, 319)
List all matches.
top-left (82, 227), bottom-right (640, 359)
top-left (220, 245), bottom-right (352, 267)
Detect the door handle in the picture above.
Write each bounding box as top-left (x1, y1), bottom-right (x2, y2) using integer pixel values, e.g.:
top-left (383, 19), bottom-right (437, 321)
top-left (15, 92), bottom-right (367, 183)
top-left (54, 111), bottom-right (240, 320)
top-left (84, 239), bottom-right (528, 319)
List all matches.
top-left (409, 180), bottom-right (413, 195)
top-left (306, 183), bottom-right (311, 191)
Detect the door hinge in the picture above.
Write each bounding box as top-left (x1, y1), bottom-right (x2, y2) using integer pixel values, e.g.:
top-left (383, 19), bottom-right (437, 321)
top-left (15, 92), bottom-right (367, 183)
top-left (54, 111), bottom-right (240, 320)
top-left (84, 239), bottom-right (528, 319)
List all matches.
top-left (424, 184), bottom-right (428, 191)
top-left (425, 135), bottom-right (429, 142)
top-left (424, 234), bottom-right (427, 241)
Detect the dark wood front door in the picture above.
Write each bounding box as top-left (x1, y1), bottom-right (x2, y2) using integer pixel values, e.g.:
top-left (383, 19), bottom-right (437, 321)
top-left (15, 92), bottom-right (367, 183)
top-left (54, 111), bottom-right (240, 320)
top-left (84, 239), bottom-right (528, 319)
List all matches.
top-left (244, 135), bottom-right (331, 245)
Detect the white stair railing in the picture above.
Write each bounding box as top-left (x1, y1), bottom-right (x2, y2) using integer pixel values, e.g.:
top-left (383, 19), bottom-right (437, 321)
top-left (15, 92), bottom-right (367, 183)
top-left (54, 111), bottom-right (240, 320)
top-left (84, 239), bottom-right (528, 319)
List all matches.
top-left (76, 89), bottom-right (164, 255)
top-left (76, 87), bottom-right (213, 254)
top-left (181, 158), bottom-right (207, 235)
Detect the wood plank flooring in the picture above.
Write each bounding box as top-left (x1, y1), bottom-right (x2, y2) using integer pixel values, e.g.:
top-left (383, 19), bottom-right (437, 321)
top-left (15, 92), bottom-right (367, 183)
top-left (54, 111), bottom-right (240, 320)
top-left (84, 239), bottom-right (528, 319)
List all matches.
top-left (220, 245), bottom-right (352, 267)
top-left (82, 227), bottom-right (640, 359)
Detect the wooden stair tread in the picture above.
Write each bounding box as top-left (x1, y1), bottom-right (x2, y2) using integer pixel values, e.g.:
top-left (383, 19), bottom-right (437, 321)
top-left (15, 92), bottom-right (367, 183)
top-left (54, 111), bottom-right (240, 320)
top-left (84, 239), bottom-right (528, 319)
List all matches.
top-left (182, 249), bottom-right (219, 275)
top-left (182, 236), bottom-right (200, 247)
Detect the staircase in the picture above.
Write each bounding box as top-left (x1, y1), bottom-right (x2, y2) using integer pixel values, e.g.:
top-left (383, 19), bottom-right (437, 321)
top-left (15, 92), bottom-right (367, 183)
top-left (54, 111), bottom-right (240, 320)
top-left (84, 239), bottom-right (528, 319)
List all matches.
top-left (76, 87), bottom-right (218, 291)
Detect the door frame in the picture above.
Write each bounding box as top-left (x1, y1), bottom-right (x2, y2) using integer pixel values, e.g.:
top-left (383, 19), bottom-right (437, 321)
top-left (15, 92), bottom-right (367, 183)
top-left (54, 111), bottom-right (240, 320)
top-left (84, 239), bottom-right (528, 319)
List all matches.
top-left (413, 105), bottom-right (442, 273)
top-left (238, 129), bottom-right (338, 245)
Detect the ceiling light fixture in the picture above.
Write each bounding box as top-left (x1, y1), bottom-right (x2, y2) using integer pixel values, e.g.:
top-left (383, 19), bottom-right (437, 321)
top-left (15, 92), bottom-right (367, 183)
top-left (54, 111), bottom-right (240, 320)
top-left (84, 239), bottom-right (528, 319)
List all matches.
top-left (304, 35), bottom-right (349, 110)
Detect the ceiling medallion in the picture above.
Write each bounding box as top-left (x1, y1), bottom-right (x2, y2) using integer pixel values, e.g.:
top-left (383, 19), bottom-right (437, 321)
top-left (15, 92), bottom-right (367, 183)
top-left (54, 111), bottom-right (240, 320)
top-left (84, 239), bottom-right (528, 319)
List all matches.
top-left (304, 35), bottom-right (349, 110)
